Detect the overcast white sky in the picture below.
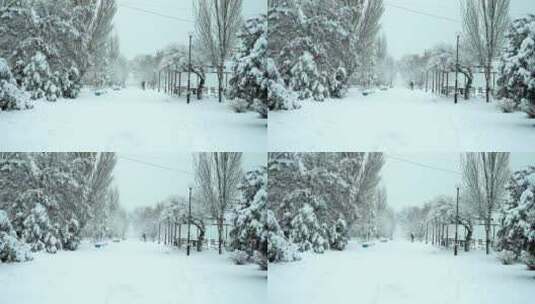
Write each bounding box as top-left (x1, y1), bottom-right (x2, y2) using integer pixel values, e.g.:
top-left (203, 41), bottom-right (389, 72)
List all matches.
top-left (113, 153), bottom-right (266, 211)
top-left (382, 153), bottom-right (535, 211)
top-left (114, 0), bottom-right (267, 59)
top-left (383, 0), bottom-right (535, 59)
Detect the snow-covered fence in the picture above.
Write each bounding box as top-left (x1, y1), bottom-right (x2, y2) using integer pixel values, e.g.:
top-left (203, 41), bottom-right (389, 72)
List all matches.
top-left (153, 64), bottom-right (232, 99)
top-left (156, 218), bottom-right (231, 251)
top-left (424, 219), bottom-right (499, 251)
top-left (424, 66), bottom-right (498, 99)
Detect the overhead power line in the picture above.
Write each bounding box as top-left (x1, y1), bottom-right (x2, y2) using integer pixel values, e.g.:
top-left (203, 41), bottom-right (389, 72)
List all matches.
top-left (385, 154), bottom-right (462, 176)
top-left (118, 3), bottom-right (194, 23)
top-left (384, 2), bottom-right (460, 24)
top-left (118, 155), bottom-right (194, 176)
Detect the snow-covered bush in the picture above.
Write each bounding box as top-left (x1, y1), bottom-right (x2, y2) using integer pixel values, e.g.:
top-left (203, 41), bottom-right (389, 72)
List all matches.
top-left (497, 98), bottom-right (519, 113)
top-left (327, 218), bottom-right (349, 251)
top-left (59, 218), bottom-right (81, 251)
top-left (329, 67), bottom-right (348, 99)
top-left (521, 250), bottom-right (535, 269)
top-left (496, 15), bottom-right (535, 118)
top-left (0, 57), bottom-right (32, 111)
top-left (0, 210), bottom-right (32, 263)
top-left (229, 99), bottom-right (251, 113)
top-left (498, 250), bottom-right (517, 265)
top-left (59, 67), bottom-right (82, 99)
top-left (231, 250), bottom-right (251, 265)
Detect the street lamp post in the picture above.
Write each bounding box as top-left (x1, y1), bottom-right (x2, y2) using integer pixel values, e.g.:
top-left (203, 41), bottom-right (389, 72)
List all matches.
top-left (187, 33), bottom-right (193, 104)
top-left (454, 34), bottom-right (460, 104)
top-left (454, 186), bottom-right (460, 256)
top-left (186, 185), bottom-right (192, 256)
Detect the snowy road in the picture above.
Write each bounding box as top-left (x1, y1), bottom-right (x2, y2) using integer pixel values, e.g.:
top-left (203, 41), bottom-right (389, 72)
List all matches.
top-left (269, 88), bottom-right (535, 152)
top-left (0, 88), bottom-right (266, 152)
top-left (268, 241), bottom-right (535, 304)
top-left (0, 240), bottom-right (266, 304)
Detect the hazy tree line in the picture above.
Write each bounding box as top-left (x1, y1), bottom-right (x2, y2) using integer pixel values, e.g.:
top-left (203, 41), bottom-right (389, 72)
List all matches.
top-left (267, 152), bottom-right (394, 263)
top-left (0, 153), bottom-right (126, 263)
top-left (0, 0), bottom-right (127, 111)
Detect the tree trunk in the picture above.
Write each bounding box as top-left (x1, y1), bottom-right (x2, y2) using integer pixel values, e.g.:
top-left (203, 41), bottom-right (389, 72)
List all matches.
top-left (485, 223), bottom-right (491, 255)
top-left (197, 229), bottom-right (204, 252)
top-left (465, 228), bottom-right (472, 252)
top-left (485, 65), bottom-right (491, 103)
top-left (217, 66), bottom-right (224, 103)
top-left (197, 76), bottom-right (205, 100)
top-left (218, 220), bottom-right (224, 255)
top-left (465, 75), bottom-right (473, 100)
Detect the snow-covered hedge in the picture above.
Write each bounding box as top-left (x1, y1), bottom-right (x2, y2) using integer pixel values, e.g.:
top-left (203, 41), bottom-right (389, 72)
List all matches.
top-left (0, 210), bottom-right (32, 263)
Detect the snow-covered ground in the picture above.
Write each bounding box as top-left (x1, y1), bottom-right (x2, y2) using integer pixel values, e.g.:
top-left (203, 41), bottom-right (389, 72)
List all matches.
top-left (269, 88), bottom-right (535, 152)
top-left (0, 87), bottom-right (266, 152)
top-left (0, 240), bottom-right (266, 304)
top-left (268, 241), bottom-right (535, 304)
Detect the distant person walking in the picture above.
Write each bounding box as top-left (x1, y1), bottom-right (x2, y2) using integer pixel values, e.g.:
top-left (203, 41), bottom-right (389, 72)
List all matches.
top-left (410, 233), bottom-right (415, 243)
top-left (409, 81), bottom-right (415, 91)
top-left (141, 81), bottom-right (146, 90)
top-left (142, 233), bottom-right (147, 242)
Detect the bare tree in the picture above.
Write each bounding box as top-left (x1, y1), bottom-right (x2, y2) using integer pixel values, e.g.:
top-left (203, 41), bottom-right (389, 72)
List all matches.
top-left (461, 152), bottom-right (510, 254)
top-left (195, 152), bottom-right (243, 254)
top-left (461, 0), bottom-right (510, 103)
top-left (194, 0), bottom-right (242, 103)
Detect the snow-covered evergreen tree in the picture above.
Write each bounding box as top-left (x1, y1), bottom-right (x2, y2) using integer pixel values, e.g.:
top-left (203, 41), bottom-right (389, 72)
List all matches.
top-left (0, 209), bottom-right (32, 263)
top-left (497, 15), bottom-right (535, 117)
top-left (289, 52), bottom-right (328, 101)
top-left (497, 167), bottom-right (535, 262)
top-left (285, 190), bottom-right (328, 253)
top-left (0, 57), bottom-right (31, 111)
top-left (11, 190), bottom-right (60, 253)
top-left (266, 209), bottom-right (300, 263)
top-left (18, 52), bottom-right (59, 101)
top-left (229, 16), bottom-right (269, 118)
top-left (230, 167), bottom-right (267, 268)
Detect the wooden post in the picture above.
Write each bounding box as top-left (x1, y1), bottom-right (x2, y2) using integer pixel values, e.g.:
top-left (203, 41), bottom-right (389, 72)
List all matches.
top-left (425, 223), bottom-right (429, 244)
top-left (179, 72), bottom-right (182, 96)
top-left (178, 224), bottom-right (182, 247)
top-left (446, 72), bottom-right (449, 96)
top-left (432, 70), bottom-right (435, 93)
top-left (446, 224), bottom-right (449, 248)
top-left (158, 71), bottom-right (161, 92)
top-left (425, 71), bottom-right (429, 92)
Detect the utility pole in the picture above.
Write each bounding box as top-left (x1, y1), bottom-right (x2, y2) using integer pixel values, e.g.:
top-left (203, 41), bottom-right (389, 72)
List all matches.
top-left (454, 34), bottom-right (460, 104)
top-left (187, 33), bottom-right (192, 104)
top-left (186, 186), bottom-right (192, 256)
top-left (454, 186), bottom-right (460, 256)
